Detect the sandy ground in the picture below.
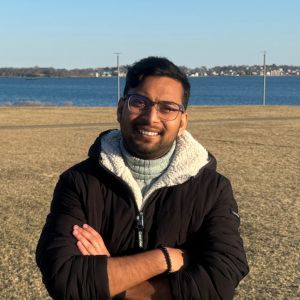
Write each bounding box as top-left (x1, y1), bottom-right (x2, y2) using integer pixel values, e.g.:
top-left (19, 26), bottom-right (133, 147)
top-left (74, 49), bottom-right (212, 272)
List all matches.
top-left (0, 106), bottom-right (299, 299)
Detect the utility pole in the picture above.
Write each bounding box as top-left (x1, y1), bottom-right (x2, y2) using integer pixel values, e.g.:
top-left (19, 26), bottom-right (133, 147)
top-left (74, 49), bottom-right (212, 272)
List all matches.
top-left (114, 52), bottom-right (121, 101)
top-left (262, 51), bottom-right (267, 106)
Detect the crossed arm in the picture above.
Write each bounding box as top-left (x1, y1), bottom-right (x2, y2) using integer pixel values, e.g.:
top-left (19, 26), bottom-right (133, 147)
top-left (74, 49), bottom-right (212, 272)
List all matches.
top-left (38, 173), bottom-right (248, 299)
top-left (73, 224), bottom-right (184, 299)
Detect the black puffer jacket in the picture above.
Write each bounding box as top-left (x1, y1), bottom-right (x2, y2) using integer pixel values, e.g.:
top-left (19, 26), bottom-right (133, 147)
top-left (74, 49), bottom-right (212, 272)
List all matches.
top-left (36, 130), bottom-right (249, 299)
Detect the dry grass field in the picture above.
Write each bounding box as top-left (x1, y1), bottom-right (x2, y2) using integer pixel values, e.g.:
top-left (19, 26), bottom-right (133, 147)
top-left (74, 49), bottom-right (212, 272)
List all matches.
top-left (0, 106), bottom-right (299, 299)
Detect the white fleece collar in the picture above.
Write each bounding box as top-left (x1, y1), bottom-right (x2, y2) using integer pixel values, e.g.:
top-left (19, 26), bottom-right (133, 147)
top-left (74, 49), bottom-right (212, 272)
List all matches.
top-left (100, 130), bottom-right (209, 210)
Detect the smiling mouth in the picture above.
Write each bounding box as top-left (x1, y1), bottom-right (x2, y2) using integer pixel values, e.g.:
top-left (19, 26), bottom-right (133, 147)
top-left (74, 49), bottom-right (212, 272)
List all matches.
top-left (137, 129), bottom-right (159, 136)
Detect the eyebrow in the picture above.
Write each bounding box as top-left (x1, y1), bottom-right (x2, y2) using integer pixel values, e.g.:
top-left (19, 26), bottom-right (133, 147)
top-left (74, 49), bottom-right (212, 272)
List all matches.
top-left (129, 93), bottom-right (182, 105)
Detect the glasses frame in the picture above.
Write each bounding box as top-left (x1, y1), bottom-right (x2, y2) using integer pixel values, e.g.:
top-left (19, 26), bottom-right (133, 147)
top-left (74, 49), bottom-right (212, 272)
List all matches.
top-left (125, 94), bottom-right (185, 121)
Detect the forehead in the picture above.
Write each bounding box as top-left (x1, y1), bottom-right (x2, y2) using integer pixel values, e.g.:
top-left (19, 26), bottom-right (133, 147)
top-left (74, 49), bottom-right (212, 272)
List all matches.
top-left (129, 76), bottom-right (184, 104)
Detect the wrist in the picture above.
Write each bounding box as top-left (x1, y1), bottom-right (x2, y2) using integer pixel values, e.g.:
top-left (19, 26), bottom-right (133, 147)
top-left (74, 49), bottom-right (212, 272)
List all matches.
top-left (158, 245), bottom-right (172, 274)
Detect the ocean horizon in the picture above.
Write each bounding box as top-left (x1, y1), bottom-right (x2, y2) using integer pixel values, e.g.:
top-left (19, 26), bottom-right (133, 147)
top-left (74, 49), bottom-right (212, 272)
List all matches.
top-left (0, 76), bottom-right (299, 106)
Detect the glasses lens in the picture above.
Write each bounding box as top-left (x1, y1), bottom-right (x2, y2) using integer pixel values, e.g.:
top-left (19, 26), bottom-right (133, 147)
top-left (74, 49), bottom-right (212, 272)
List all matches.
top-left (128, 95), bottom-right (182, 121)
top-left (128, 95), bottom-right (147, 113)
top-left (158, 102), bottom-right (181, 120)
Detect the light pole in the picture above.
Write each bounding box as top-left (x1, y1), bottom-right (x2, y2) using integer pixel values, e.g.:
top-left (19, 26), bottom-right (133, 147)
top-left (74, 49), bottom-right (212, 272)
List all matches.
top-left (114, 52), bottom-right (121, 101)
top-left (262, 51), bottom-right (267, 106)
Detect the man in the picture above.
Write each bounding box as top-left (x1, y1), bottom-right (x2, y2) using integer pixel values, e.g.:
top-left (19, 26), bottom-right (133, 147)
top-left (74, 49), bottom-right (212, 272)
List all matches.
top-left (36, 56), bottom-right (249, 299)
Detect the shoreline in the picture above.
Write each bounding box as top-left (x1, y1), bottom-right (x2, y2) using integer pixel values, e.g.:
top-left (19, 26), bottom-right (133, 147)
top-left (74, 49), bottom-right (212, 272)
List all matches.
top-left (0, 103), bottom-right (299, 107)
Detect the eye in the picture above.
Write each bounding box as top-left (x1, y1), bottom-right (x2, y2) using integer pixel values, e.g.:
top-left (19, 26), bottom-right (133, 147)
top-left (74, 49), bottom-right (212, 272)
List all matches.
top-left (130, 96), bottom-right (147, 108)
top-left (158, 102), bottom-right (179, 114)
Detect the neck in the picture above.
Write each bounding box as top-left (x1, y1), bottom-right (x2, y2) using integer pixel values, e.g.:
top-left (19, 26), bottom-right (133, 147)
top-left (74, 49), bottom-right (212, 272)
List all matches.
top-left (120, 139), bottom-right (176, 195)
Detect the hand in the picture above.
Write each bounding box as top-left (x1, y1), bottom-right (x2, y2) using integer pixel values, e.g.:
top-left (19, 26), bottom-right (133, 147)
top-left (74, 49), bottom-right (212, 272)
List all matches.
top-left (72, 224), bottom-right (110, 256)
top-left (126, 276), bottom-right (172, 300)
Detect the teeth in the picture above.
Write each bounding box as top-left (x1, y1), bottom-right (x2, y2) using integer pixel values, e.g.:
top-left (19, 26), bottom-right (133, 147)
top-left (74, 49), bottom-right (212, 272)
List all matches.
top-left (138, 130), bottom-right (159, 136)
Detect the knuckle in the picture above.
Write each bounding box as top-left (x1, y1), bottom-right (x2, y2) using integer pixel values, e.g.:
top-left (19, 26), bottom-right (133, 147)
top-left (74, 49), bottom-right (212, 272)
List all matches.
top-left (86, 244), bottom-right (93, 251)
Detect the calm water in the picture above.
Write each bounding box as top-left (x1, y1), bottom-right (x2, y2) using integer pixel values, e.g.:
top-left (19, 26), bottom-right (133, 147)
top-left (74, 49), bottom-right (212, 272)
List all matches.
top-left (0, 76), bottom-right (299, 106)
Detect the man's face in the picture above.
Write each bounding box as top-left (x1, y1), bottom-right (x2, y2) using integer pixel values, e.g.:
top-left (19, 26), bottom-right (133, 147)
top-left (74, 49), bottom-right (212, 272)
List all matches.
top-left (117, 76), bottom-right (188, 159)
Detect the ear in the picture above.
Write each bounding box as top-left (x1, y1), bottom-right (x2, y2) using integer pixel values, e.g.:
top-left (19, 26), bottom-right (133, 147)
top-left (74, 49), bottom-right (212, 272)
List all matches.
top-left (178, 112), bottom-right (188, 136)
top-left (117, 98), bottom-right (125, 123)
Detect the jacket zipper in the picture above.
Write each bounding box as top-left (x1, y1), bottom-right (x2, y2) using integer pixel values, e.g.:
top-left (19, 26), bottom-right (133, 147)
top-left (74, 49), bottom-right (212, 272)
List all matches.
top-left (98, 161), bottom-right (157, 250)
top-left (136, 211), bottom-right (144, 249)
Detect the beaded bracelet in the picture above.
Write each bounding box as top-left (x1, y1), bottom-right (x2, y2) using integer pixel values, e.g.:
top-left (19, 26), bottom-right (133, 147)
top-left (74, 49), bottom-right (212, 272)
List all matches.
top-left (158, 245), bottom-right (172, 274)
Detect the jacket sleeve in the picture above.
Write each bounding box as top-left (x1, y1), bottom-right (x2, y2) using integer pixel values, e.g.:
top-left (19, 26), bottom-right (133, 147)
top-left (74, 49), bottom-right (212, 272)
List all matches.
top-left (169, 177), bottom-right (249, 300)
top-left (36, 170), bottom-right (111, 300)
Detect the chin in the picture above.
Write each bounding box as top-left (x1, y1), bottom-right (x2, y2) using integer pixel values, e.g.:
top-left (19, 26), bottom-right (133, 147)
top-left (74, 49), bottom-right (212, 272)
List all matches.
top-left (129, 144), bottom-right (158, 159)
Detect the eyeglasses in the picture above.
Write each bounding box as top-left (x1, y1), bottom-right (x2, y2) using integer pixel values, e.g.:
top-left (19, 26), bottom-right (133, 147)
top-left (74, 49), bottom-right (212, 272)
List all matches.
top-left (125, 94), bottom-right (185, 121)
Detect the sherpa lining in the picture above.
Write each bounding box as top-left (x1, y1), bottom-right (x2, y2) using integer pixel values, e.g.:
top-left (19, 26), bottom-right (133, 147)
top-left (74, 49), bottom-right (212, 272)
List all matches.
top-left (100, 130), bottom-right (209, 210)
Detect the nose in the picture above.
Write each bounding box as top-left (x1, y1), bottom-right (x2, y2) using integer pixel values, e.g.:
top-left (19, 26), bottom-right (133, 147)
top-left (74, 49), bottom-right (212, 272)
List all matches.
top-left (140, 104), bottom-right (160, 123)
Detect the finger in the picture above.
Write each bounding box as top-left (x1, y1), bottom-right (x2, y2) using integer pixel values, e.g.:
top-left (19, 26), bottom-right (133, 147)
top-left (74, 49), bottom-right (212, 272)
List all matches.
top-left (81, 225), bottom-right (103, 250)
top-left (73, 226), bottom-right (95, 244)
top-left (73, 229), bottom-right (98, 255)
top-left (76, 226), bottom-right (99, 246)
top-left (77, 233), bottom-right (98, 255)
top-left (83, 224), bottom-right (101, 238)
top-left (73, 225), bottom-right (111, 256)
top-left (77, 241), bottom-right (90, 255)
top-left (82, 224), bottom-right (111, 256)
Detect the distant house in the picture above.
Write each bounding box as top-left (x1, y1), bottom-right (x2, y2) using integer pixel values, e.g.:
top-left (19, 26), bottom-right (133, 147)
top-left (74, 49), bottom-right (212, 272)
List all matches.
top-left (102, 72), bottom-right (112, 77)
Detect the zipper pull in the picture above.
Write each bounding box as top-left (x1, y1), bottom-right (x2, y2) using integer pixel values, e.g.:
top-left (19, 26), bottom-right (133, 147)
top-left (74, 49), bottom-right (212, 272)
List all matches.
top-left (136, 212), bottom-right (144, 249)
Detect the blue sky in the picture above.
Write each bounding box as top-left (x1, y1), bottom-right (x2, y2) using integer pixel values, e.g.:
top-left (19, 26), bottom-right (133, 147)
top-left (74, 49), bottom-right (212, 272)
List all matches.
top-left (1, 0), bottom-right (299, 68)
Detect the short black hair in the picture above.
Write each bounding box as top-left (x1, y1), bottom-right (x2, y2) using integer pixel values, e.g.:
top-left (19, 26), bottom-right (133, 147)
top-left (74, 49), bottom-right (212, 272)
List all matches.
top-left (123, 56), bottom-right (190, 108)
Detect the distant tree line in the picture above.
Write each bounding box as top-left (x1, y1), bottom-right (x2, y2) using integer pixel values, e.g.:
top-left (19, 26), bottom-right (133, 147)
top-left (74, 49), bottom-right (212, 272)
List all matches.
top-left (0, 64), bottom-right (299, 77)
top-left (0, 66), bottom-right (129, 78)
top-left (183, 65), bottom-right (300, 76)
